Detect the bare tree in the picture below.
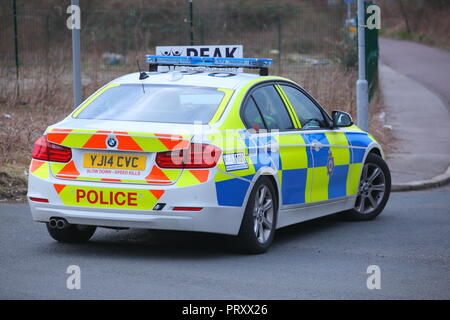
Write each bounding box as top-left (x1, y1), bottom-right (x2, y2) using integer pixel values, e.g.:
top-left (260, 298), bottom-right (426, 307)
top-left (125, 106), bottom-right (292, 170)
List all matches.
top-left (398, 0), bottom-right (412, 33)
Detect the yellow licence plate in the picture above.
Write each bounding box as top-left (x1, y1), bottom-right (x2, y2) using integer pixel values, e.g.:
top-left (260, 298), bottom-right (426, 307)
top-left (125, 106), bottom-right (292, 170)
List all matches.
top-left (83, 153), bottom-right (146, 170)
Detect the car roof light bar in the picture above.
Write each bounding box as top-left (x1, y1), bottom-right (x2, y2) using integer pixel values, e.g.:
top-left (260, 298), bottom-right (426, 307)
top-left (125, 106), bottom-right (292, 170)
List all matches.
top-left (145, 55), bottom-right (272, 76)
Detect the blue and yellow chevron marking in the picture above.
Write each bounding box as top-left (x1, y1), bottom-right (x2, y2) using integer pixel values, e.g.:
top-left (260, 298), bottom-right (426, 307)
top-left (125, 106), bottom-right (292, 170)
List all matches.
top-left (276, 133), bottom-right (311, 204)
top-left (345, 131), bottom-right (374, 163)
top-left (296, 132), bottom-right (348, 202)
top-left (215, 174), bottom-right (253, 206)
top-left (213, 130), bottom-right (278, 207)
top-left (345, 131), bottom-right (374, 196)
top-left (208, 75), bottom-right (375, 208)
top-left (212, 129), bottom-right (374, 207)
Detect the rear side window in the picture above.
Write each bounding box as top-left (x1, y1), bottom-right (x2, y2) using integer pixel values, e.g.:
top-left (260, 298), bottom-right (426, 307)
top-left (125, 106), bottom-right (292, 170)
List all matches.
top-left (75, 84), bottom-right (225, 124)
top-left (242, 97), bottom-right (266, 131)
top-left (251, 86), bottom-right (294, 130)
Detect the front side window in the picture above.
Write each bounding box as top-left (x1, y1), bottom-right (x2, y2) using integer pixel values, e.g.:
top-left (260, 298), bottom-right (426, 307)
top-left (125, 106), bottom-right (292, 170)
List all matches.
top-left (75, 84), bottom-right (225, 124)
top-left (281, 85), bottom-right (328, 129)
top-left (251, 85), bottom-right (294, 130)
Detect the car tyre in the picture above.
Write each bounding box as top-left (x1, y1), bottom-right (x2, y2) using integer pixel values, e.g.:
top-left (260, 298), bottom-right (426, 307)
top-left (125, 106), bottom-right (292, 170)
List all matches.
top-left (46, 224), bottom-right (96, 243)
top-left (237, 176), bottom-right (278, 254)
top-left (339, 153), bottom-right (391, 221)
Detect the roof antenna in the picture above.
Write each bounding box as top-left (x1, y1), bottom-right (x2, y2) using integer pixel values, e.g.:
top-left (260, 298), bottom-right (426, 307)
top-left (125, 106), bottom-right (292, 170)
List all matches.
top-left (136, 60), bottom-right (148, 93)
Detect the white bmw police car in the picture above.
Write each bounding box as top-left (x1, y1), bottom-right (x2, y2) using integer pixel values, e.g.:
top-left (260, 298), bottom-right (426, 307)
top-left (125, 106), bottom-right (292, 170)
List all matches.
top-left (28, 56), bottom-right (391, 253)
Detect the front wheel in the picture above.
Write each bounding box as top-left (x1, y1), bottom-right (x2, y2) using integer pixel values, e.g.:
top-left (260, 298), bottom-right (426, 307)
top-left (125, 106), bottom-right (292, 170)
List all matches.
top-left (237, 177), bottom-right (278, 254)
top-left (340, 153), bottom-right (391, 221)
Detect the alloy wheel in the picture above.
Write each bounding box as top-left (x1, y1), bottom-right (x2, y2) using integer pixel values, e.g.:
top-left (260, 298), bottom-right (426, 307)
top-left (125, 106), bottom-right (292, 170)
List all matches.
top-left (253, 185), bottom-right (274, 244)
top-left (355, 162), bottom-right (386, 214)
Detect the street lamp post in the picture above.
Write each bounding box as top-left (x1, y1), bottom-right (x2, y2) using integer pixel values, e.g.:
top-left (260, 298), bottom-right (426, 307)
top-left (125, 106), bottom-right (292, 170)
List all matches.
top-left (356, 0), bottom-right (369, 131)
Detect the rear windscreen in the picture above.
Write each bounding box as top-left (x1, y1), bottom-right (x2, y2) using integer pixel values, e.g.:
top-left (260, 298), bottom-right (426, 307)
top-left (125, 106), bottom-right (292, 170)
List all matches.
top-left (75, 84), bottom-right (225, 124)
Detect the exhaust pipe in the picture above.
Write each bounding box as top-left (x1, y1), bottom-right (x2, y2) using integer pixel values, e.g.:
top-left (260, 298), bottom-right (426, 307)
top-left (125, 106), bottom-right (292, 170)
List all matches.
top-left (48, 218), bottom-right (69, 229)
top-left (56, 219), bottom-right (68, 229)
top-left (49, 218), bottom-right (58, 228)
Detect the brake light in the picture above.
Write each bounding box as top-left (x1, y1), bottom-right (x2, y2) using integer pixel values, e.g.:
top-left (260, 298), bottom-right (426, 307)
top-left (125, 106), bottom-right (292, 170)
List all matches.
top-left (32, 135), bottom-right (72, 163)
top-left (156, 143), bottom-right (221, 169)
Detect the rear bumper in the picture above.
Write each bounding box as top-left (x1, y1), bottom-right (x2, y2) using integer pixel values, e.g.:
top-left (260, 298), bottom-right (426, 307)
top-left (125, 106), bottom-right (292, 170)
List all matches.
top-left (29, 202), bottom-right (243, 235)
top-left (27, 173), bottom-right (245, 235)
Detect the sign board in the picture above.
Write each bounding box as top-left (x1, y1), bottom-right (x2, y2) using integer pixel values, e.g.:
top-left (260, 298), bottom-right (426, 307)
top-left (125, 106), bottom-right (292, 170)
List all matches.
top-left (155, 45), bottom-right (243, 72)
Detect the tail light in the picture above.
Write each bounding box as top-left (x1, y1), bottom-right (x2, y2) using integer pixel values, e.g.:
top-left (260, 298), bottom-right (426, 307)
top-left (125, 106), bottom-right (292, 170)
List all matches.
top-left (32, 135), bottom-right (72, 163)
top-left (156, 143), bottom-right (221, 169)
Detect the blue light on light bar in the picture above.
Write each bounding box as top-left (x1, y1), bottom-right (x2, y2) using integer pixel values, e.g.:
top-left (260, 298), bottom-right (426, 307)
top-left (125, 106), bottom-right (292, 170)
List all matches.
top-left (145, 55), bottom-right (272, 69)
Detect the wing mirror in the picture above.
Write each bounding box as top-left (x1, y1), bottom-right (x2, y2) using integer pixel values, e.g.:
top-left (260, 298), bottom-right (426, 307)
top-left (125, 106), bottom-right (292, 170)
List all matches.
top-left (332, 110), bottom-right (353, 128)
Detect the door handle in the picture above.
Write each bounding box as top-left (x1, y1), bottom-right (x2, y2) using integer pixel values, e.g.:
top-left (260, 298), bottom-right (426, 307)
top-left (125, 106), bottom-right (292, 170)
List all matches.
top-left (311, 140), bottom-right (323, 151)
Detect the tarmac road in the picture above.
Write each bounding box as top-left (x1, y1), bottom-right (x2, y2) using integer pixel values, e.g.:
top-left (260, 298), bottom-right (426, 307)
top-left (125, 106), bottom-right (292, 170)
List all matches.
top-left (0, 186), bottom-right (449, 299)
top-left (380, 38), bottom-right (450, 184)
top-left (380, 38), bottom-right (450, 111)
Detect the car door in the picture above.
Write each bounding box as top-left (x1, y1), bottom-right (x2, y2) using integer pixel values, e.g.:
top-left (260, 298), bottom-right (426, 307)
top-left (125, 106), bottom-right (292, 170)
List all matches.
top-left (241, 83), bottom-right (312, 206)
top-left (279, 84), bottom-right (352, 203)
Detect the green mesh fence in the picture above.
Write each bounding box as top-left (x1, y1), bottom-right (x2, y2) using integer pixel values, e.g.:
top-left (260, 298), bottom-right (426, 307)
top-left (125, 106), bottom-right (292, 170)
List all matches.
top-left (0, 2), bottom-right (367, 106)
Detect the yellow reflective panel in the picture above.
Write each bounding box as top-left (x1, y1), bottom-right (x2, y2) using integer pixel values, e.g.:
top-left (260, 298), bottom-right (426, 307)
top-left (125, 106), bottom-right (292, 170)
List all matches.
top-left (60, 133), bottom-right (91, 148)
top-left (175, 170), bottom-right (200, 187)
top-left (346, 163), bottom-right (362, 196)
top-left (57, 185), bottom-right (160, 210)
top-left (368, 133), bottom-right (379, 145)
top-left (30, 161), bottom-right (49, 180)
top-left (275, 85), bottom-right (301, 128)
top-left (214, 171), bottom-right (234, 182)
top-left (325, 132), bottom-right (350, 166)
top-left (218, 76), bottom-right (295, 131)
top-left (277, 170), bottom-right (283, 189)
top-left (209, 88), bottom-right (235, 125)
top-left (50, 162), bottom-right (65, 175)
top-left (309, 167), bottom-right (329, 202)
top-left (72, 84), bottom-right (121, 118)
top-left (132, 136), bottom-right (168, 152)
top-left (276, 134), bottom-right (309, 170)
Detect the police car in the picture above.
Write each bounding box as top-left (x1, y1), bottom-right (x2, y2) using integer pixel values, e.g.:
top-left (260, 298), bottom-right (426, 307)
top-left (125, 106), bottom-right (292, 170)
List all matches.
top-left (28, 56), bottom-right (391, 253)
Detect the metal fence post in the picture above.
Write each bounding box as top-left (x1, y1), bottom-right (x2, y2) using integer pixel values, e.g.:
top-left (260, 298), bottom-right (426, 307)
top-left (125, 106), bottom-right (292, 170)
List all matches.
top-left (71, 0), bottom-right (82, 108)
top-left (356, 0), bottom-right (369, 131)
top-left (12, 0), bottom-right (19, 98)
top-left (189, 0), bottom-right (194, 45)
top-left (347, 0), bottom-right (352, 19)
top-left (277, 15), bottom-right (282, 74)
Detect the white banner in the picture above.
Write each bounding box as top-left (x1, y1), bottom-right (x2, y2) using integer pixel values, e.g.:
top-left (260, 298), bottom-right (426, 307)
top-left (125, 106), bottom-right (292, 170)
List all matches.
top-left (155, 45), bottom-right (243, 72)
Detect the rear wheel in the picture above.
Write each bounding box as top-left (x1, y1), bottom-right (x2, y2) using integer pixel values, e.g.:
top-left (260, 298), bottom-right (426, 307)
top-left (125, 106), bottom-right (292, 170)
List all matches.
top-left (340, 153), bottom-right (391, 221)
top-left (237, 177), bottom-right (278, 254)
top-left (46, 224), bottom-right (96, 243)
